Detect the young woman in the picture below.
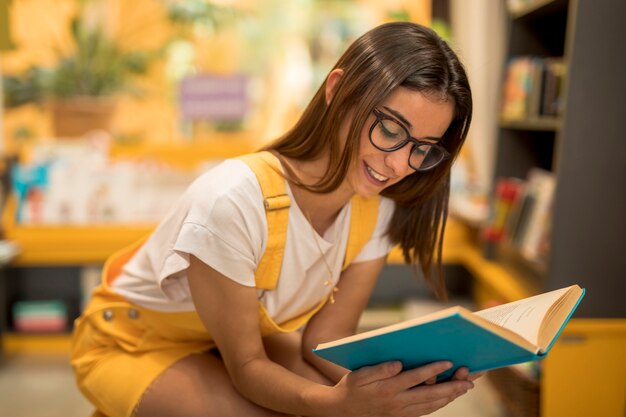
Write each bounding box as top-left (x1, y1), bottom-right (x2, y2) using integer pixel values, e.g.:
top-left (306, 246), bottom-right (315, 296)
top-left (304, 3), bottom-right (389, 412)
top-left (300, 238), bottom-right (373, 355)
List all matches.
top-left (71, 21), bottom-right (475, 417)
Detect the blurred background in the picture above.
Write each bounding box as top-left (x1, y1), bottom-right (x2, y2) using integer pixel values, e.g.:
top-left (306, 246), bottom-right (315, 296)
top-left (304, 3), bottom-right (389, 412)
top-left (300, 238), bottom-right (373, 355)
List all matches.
top-left (0, 1), bottom-right (624, 416)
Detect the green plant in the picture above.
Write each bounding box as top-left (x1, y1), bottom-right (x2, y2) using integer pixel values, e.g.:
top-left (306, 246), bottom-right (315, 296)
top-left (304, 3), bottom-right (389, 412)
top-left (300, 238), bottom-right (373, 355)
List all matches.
top-left (2, 16), bottom-right (156, 109)
top-left (2, 67), bottom-right (45, 109)
top-left (45, 17), bottom-right (154, 98)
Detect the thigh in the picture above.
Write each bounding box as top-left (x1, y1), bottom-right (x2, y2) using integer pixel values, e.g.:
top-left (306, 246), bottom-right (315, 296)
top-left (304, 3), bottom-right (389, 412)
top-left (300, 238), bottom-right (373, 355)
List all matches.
top-left (134, 332), bottom-right (332, 417)
top-left (133, 351), bottom-right (289, 417)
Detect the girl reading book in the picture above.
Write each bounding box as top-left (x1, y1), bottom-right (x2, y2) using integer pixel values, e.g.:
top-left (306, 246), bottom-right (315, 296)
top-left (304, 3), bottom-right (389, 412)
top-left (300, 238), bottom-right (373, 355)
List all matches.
top-left (71, 21), bottom-right (477, 417)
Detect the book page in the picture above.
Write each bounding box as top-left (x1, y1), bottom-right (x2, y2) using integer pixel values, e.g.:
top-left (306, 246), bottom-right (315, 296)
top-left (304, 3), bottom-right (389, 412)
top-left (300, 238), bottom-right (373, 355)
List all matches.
top-left (474, 287), bottom-right (571, 346)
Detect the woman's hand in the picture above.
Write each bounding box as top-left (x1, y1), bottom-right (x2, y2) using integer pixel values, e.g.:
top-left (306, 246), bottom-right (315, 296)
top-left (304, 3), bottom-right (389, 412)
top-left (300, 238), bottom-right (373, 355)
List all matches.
top-left (452, 367), bottom-right (485, 383)
top-left (329, 361), bottom-right (474, 417)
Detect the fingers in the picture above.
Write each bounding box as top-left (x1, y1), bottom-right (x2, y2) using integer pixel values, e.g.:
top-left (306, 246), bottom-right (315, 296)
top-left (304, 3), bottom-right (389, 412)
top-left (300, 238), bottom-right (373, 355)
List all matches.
top-left (452, 366), bottom-right (470, 380)
top-left (349, 361), bottom-right (403, 386)
top-left (400, 378), bottom-right (473, 415)
top-left (343, 362), bottom-right (474, 416)
top-left (384, 361), bottom-right (454, 391)
top-left (423, 375), bottom-right (437, 385)
top-left (407, 388), bottom-right (467, 416)
top-left (452, 367), bottom-right (485, 382)
top-left (408, 378), bottom-right (473, 404)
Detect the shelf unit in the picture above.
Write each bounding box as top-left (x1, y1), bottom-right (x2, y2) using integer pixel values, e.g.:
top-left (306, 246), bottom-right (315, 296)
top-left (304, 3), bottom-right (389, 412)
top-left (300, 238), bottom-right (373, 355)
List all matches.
top-left (491, 0), bottom-right (626, 415)
top-left (495, 0), bottom-right (626, 316)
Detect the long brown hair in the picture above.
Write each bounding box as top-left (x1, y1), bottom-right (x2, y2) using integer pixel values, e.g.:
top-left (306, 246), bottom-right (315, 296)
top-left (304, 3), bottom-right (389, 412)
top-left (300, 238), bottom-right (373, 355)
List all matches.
top-left (265, 22), bottom-right (472, 298)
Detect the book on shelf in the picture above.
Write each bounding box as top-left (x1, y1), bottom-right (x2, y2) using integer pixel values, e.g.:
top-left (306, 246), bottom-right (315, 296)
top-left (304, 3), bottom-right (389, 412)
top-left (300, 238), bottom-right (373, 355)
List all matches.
top-left (540, 57), bottom-right (566, 117)
top-left (504, 168), bottom-right (556, 263)
top-left (482, 177), bottom-right (525, 243)
top-left (313, 285), bottom-right (585, 381)
top-left (500, 55), bottom-right (566, 122)
top-left (520, 168), bottom-right (556, 261)
top-left (501, 56), bottom-right (535, 120)
top-left (505, 181), bottom-right (535, 248)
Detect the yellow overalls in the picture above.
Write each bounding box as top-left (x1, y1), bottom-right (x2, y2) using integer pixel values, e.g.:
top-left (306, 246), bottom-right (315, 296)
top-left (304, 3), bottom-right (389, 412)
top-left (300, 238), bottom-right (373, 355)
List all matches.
top-left (70, 152), bottom-right (379, 417)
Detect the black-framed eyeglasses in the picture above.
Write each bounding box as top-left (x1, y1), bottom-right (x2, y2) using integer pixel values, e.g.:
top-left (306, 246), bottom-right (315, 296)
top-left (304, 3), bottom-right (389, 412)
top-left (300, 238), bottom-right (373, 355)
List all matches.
top-left (369, 108), bottom-right (450, 172)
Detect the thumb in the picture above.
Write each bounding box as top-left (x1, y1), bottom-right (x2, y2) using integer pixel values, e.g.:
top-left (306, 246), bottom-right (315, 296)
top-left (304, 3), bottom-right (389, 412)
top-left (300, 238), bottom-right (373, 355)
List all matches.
top-left (350, 361), bottom-right (403, 386)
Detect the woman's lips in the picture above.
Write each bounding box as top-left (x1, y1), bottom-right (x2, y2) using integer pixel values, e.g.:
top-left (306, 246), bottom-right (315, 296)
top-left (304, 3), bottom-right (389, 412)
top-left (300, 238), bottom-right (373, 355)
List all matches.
top-left (363, 162), bottom-right (389, 185)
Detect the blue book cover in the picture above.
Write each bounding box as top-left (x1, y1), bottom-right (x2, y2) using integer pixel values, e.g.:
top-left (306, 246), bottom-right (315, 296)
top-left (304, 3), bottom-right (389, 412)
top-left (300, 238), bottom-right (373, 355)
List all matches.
top-left (313, 285), bottom-right (585, 381)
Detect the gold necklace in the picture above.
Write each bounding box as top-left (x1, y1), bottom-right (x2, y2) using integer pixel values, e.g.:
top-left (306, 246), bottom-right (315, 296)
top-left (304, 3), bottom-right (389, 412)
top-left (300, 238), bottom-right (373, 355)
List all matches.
top-left (305, 211), bottom-right (340, 304)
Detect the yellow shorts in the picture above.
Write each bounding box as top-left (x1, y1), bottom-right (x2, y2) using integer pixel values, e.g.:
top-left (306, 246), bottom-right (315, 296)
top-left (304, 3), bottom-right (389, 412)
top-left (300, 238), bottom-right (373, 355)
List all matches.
top-left (70, 237), bottom-right (325, 417)
top-left (70, 289), bottom-right (215, 417)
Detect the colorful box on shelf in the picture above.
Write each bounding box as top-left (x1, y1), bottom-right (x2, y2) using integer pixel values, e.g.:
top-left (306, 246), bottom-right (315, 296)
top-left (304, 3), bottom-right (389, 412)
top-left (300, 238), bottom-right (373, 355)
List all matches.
top-left (12, 300), bottom-right (68, 333)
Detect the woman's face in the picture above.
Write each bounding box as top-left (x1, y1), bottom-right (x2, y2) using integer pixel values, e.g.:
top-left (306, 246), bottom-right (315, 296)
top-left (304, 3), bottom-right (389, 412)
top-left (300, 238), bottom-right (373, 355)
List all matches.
top-left (345, 87), bottom-right (455, 198)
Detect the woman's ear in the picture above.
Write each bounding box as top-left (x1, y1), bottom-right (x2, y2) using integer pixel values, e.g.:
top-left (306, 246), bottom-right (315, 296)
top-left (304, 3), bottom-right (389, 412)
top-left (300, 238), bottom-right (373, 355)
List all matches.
top-left (325, 68), bottom-right (344, 105)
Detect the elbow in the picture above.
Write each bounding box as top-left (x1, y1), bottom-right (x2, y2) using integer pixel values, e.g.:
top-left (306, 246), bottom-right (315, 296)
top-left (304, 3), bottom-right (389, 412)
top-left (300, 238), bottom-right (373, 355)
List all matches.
top-left (227, 355), bottom-right (265, 397)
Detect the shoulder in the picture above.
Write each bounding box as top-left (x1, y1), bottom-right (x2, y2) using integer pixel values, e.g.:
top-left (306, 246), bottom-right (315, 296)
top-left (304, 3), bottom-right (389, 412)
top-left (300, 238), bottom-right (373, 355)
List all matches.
top-left (188, 158), bottom-right (259, 197)
top-left (183, 159), bottom-right (265, 227)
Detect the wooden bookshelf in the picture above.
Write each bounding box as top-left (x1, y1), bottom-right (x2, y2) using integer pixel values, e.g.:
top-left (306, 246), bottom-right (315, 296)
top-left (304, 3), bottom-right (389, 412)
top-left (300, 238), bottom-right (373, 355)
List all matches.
top-left (2, 332), bottom-right (72, 356)
top-left (492, 0), bottom-right (626, 415)
top-left (495, 0), bottom-right (626, 315)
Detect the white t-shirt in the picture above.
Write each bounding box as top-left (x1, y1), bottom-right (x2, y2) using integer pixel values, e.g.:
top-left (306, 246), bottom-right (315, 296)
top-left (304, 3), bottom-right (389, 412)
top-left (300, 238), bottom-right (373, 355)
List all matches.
top-left (112, 158), bottom-right (396, 324)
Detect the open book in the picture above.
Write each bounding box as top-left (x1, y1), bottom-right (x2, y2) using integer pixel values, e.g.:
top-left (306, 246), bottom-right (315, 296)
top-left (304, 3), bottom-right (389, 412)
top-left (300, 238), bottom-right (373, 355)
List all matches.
top-left (313, 285), bottom-right (585, 380)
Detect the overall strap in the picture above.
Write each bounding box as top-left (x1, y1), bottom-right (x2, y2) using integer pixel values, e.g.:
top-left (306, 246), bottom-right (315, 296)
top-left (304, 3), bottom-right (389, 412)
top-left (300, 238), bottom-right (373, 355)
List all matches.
top-left (237, 151), bottom-right (291, 290)
top-left (343, 195), bottom-right (379, 270)
top-left (238, 152), bottom-right (380, 288)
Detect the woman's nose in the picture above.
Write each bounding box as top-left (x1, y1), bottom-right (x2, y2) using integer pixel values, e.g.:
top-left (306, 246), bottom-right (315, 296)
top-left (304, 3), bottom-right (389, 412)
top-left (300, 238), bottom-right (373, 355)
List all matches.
top-left (384, 145), bottom-right (414, 177)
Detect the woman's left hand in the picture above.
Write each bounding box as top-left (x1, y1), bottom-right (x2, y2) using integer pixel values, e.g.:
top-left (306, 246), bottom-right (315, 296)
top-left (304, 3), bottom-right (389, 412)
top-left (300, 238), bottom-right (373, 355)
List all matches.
top-left (453, 367), bottom-right (485, 382)
top-left (422, 367), bottom-right (485, 385)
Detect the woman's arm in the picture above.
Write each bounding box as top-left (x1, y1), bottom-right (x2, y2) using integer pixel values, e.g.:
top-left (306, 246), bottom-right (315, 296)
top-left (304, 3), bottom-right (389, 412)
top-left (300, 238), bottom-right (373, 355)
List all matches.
top-left (302, 256), bottom-right (481, 385)
top-left (188, 255), bottom-right (474, 417)
top-left (187, 255), bottom-right (331, 415)
top-left (302, 256), bottom-right (387, 383)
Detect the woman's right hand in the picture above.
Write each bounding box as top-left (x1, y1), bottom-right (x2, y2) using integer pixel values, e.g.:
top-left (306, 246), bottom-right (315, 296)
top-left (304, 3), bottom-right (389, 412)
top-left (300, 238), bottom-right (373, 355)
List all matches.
top-left (329, 361), bottom-right (473, 417)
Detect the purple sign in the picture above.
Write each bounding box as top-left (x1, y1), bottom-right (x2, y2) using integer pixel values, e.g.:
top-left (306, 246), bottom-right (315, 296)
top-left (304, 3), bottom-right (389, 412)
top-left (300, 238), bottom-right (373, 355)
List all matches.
top-left (179, 74), bottom-right (249, 121)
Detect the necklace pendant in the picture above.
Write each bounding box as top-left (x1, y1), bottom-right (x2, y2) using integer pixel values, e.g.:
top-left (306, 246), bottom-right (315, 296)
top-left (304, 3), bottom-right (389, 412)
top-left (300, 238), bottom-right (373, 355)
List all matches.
top-left (325, 280), bottom-right (335, 303)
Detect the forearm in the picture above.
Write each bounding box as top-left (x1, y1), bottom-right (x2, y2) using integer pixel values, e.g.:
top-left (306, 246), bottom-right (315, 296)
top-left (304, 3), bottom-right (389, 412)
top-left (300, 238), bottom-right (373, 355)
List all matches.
top-left (302, 344), bottom-right (350, 384)
top-left (230, 356), bottom-right (337, 417)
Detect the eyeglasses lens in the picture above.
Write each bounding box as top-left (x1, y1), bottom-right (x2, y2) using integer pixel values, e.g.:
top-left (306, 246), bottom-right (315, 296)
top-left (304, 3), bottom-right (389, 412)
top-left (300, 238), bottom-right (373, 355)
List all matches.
top-left (371, 117), bottom-right (443, 171)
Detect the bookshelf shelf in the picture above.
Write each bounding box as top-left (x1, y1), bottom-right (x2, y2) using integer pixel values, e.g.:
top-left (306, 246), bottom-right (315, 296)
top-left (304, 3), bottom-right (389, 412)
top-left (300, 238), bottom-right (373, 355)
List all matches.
top-left (2, 332), bottom-right (72, 355)
top-left (499, 117), bottom-right (561, 132)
